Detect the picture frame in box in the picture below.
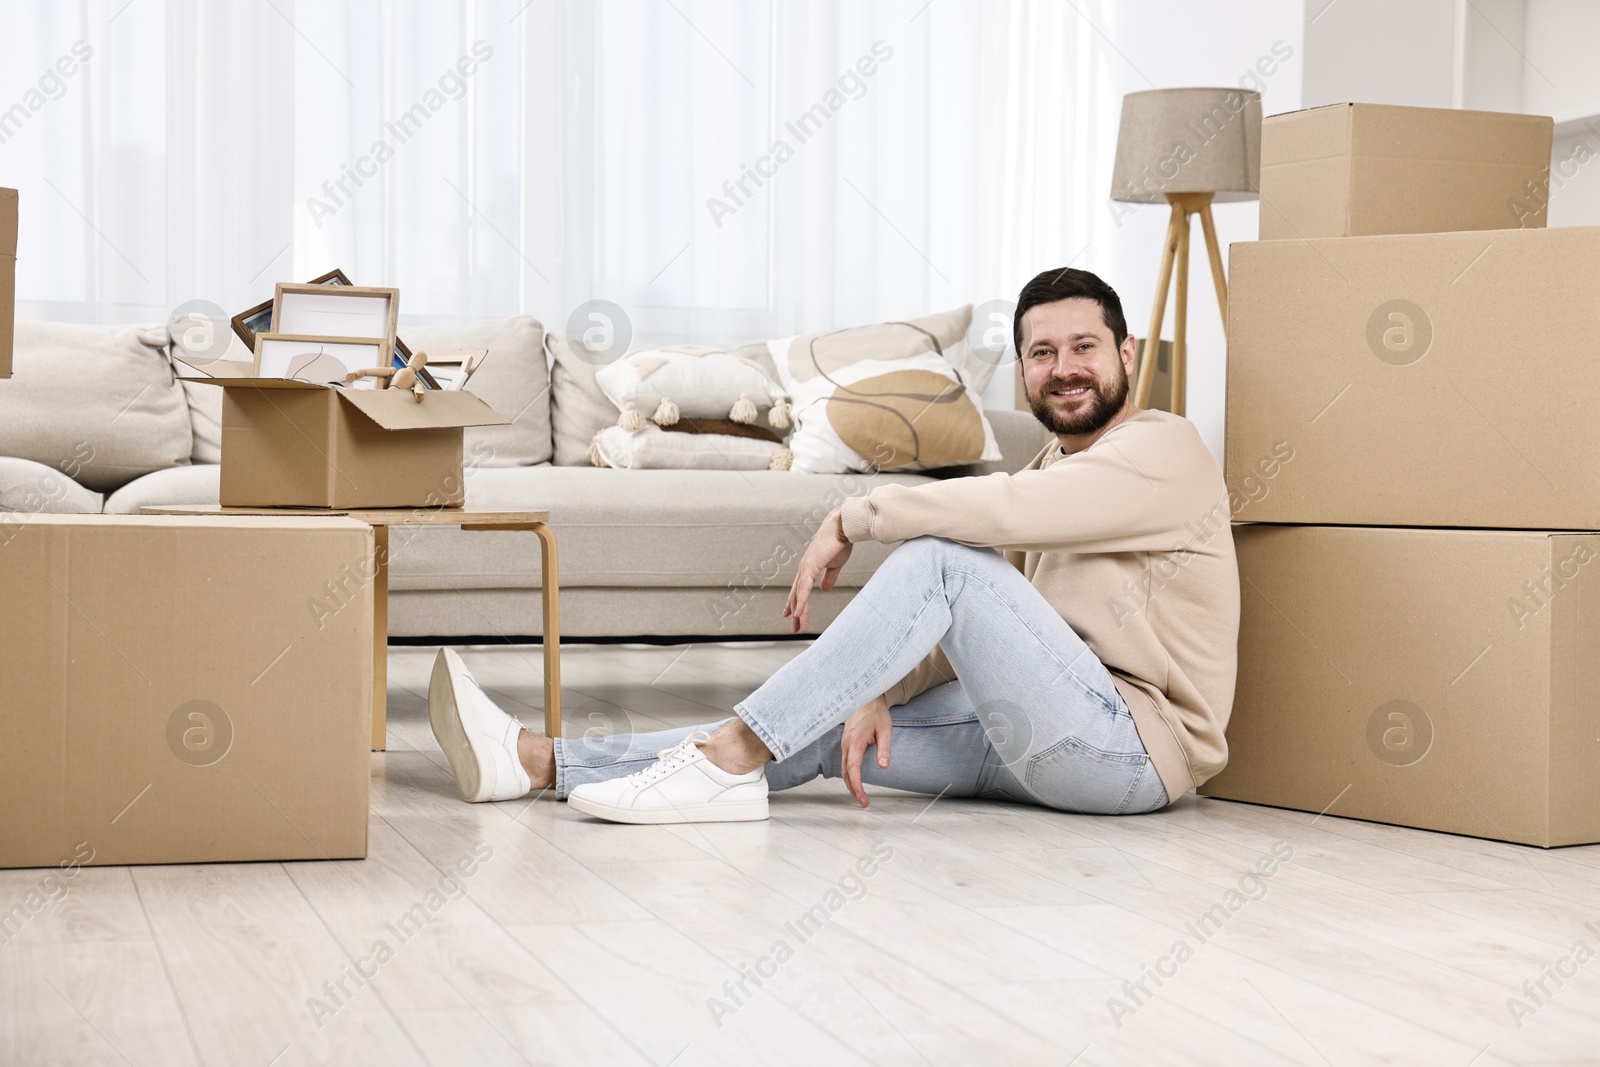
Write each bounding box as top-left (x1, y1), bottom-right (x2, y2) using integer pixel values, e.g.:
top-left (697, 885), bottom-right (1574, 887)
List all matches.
top-left (230, 270), bottom-right (439, 389)
top-left (230, 268), bottom-right (350, 349)
top-left (253, 333), bottom-right (393, 389)
top-left (418, 348), bottom-right (488, 390)
top-left (273, 283), bottom-right (399, 343)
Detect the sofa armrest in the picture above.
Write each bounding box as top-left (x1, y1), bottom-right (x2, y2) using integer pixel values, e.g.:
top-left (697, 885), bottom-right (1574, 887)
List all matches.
top-left (933, 408), bottom-right (1050, 479)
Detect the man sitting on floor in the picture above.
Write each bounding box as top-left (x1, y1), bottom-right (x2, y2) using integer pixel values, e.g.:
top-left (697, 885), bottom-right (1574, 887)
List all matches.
top-left (428, 267), bottom-right (1240, 823)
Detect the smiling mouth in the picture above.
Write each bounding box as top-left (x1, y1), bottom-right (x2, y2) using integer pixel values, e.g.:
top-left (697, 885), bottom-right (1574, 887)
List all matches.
top-left (1048, 386), bottom-right (1092, 399)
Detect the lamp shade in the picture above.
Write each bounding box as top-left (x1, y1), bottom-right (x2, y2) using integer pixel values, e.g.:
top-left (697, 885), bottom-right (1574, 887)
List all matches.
top-left (1110, 87), bottom-right (1262, 203)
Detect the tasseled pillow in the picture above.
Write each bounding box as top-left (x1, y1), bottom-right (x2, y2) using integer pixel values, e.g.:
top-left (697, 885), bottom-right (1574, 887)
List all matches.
top-left (594, 346), bottom-right (792, 434)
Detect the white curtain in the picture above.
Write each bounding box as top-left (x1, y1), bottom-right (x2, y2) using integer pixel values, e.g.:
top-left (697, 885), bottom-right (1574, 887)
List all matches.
top-left (0, 0), bottom-right (1301, 422)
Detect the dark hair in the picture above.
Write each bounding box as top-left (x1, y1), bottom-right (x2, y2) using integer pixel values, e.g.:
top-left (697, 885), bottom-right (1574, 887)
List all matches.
top-left (1012, 267), bottom-right (1129, 353)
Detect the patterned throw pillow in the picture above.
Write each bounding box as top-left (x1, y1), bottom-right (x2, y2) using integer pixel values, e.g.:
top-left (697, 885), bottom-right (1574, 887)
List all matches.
top-left (594, 345), bottom-right (791, 432)
top-left (768, 308), bottom-right (1000, 474)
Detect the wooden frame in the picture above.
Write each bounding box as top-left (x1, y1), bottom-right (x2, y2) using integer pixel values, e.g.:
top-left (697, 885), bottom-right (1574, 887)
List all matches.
top-left (272, 283), bottom-right (399, 344)
top-left (230, 269), bottom-right (351, 349)
top-left (251, 333), bottom-right (394, 386)
top-left (418, 348), bottom-right (489, 390)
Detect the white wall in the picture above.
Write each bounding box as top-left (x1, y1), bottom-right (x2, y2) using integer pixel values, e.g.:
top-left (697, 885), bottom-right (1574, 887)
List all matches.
top-left (1297, 0), bottom-right (1600, 227)
top-left (1301, 0), bottom-right (1527, 112)
top-left (1462, 0), bottom-right (1529, 112)
top-left (1302, 0), bottom-right (1458, 108)
top-left (1523, 0), bottom-right (1600, 225)
top-left (1522, 0), bottom-right (1600, 124)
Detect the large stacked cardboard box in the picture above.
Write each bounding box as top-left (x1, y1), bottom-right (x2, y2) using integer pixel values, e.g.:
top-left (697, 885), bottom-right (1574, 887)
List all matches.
top-left (1201, 104), bottom-right (1600, 848)
top-left (0, 515), bottom-right (374, 868)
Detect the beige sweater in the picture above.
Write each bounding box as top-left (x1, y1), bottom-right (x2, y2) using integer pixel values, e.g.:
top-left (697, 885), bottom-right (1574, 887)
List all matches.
top-left (838, 409), bottom-right (1239, 801)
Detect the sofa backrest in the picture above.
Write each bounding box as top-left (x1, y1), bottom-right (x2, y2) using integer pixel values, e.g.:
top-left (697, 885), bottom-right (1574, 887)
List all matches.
top-left (404, 316), bottom-right (551, 467)
top-left (0, 320), bottom-right (192, 493)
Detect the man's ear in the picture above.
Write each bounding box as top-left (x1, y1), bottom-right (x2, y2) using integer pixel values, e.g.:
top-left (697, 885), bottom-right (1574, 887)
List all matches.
top-left (1120, 335), bottom-right (1139, 377)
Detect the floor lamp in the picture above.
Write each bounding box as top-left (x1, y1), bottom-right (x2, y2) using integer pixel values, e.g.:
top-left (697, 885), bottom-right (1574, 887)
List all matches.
top-left (1110, 88), bottom-right (1262, 416)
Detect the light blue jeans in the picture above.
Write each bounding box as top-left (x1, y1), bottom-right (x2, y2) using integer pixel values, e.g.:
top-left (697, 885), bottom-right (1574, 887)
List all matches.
top-left (554, 537), bottom-right (1169, 815)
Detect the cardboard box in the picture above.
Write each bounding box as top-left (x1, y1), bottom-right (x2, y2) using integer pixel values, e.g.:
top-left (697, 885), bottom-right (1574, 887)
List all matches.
top-left (1226, 225), bottom-right (1600, 529)
top-left (1201, 525), bottom-right (1600, 848)
top-left (0, 188), bottom-right (15, 378)
top-left (180, 365), bottom-right (507, 508)
top-left (0, 515), bottom-right (374, 868)
top-left (1258, 103), bottom-right (1552, 240)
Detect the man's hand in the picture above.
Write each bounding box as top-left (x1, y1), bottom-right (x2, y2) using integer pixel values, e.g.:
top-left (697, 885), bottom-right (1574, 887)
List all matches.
top-left (840, 695), bottom-right (892, 808)
top-left (783, 508), bottom-right (853, 633)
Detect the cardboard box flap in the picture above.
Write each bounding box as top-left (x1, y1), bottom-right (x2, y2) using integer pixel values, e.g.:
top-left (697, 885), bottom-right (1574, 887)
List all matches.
top-left (336, 388), bottom-right (509, 431)
top-left (179, 373), bottom-right (329, 391)
top-left (173, 352), bottom-right (329, 388)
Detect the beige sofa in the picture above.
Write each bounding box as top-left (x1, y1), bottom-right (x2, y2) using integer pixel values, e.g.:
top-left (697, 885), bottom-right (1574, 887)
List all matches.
top-left (0, 317), bottom-right (1049, 640)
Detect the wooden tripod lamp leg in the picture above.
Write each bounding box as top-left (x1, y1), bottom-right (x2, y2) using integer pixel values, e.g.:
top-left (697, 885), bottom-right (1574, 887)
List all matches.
top-left (1172, 210), bottom-right (1190, 417)
top-left (1134, 202), bottom-right (1184, 409)
top-left (1198, 201), bottom-right (1228, 336)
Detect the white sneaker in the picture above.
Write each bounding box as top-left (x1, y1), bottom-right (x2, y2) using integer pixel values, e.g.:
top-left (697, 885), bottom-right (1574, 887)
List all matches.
top-left (428, 648), bottom-right (533, 803)
top-left (566, 732), bottom-right (769, 824)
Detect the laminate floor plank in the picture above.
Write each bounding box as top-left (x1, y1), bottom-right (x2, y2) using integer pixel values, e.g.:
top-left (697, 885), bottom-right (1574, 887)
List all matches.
top-left (0, 940), bottom-right (201, 1067)
top-left (134, 867), bottom-right (430, 1066)
top-left (0, 865), bottom-right (149, 945)
top-left (7, 641), bottom-right (1599, 1065)
top-left (503, 919), bottom-right (869, 1066)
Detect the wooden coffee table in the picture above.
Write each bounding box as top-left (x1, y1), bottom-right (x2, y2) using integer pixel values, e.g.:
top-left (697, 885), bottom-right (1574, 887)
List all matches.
top-left (140, 505), bottom-right (559, 751)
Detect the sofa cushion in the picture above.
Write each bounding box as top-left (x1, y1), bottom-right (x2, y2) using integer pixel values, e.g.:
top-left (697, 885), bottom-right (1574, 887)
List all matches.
top-left (731, 339), bottom-right (782, 382)
top-left (386, 584), bottom-right (862, 640)
top-left (0, 320), bottom-right (192, 492)
top-left (102, 464), bottom-right (221, 515)
top-left (405, 317), bottom-right (551, 467)
top-left (166, 308), bottom-right (253, 464)
top-left (0, 456), bottom-right (102, 514)
top-left (384, 465), bottom-right (934, 592)
top-left (546, 331), bottom-right (622, 466)
top-left (934, 303), bottom-right (998, 394)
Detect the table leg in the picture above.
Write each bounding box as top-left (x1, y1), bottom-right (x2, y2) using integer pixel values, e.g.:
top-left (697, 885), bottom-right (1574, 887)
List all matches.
top-left (372, 524), bottom-right (389, 752)
top-left (532, 524), bottom-right (562, 739)
top-left (460, 521), bottom-right (563, 740)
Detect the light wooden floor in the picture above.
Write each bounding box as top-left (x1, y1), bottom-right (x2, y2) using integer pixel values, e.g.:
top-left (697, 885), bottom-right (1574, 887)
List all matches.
top-left (5, 641), bottom-right (1600, 1066)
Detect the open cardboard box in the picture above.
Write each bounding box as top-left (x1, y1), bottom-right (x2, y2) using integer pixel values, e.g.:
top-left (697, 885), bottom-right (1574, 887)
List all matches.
top-left (178, 357), bottom-right (508, 508)
top-left (1258, 103), bottom-right (1552, 240)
